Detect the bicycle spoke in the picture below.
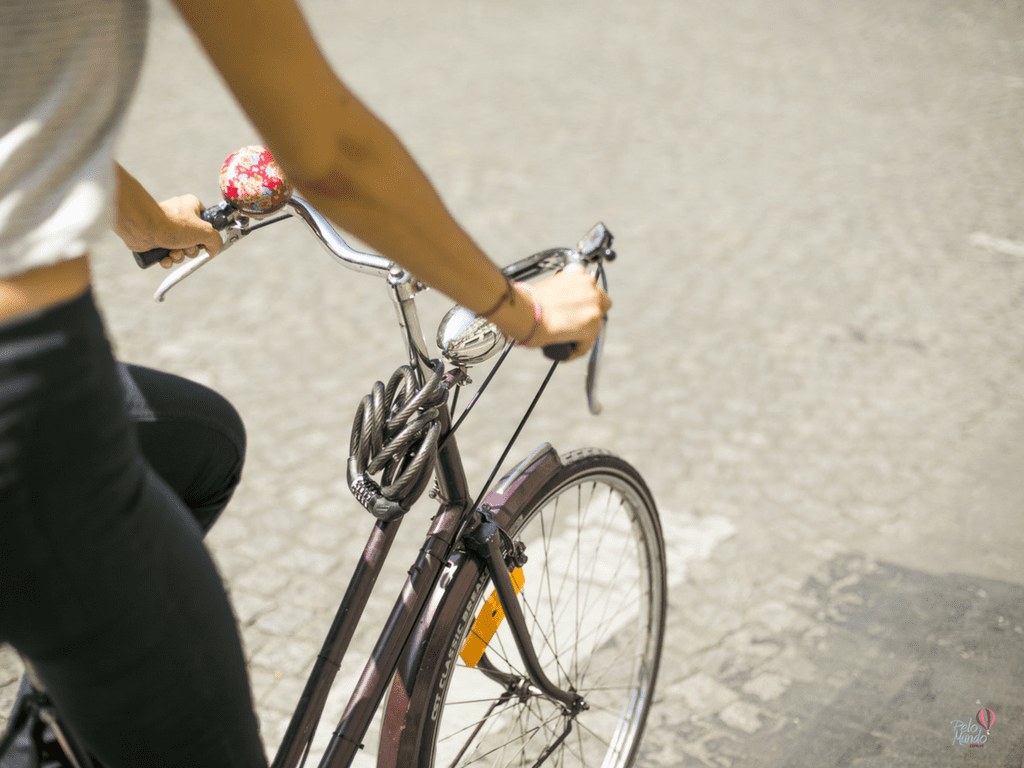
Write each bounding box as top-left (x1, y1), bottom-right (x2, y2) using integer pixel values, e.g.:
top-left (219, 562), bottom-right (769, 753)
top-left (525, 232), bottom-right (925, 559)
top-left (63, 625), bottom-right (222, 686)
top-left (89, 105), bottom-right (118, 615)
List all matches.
top-left (575, 624), bottom-right (647, 695)
top-left (520, 491), bottom-right (645, 694)
top-left (442, 693), bottom-right (519, 709)
top-left (570, 590), bottom-right (647, 691)
top-left (577, 717), bottom-right (617, 749)
top-left (462, 711), bottom-right (565, 768)
top-left (538, 500), bottom-right (562, 671)
top-left (439, 696), bottom-right (517, 767)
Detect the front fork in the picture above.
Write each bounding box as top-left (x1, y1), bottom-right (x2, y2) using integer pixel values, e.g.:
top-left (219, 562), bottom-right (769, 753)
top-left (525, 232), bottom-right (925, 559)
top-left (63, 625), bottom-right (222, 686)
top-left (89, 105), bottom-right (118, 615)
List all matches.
top-left (462, 507), bottom-right (587, 716)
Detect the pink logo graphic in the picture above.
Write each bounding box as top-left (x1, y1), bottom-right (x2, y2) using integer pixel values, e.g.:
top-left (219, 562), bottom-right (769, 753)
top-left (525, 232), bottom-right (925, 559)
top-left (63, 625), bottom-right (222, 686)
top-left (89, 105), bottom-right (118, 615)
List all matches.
top-left (977, 707), bottom-right (995, 735)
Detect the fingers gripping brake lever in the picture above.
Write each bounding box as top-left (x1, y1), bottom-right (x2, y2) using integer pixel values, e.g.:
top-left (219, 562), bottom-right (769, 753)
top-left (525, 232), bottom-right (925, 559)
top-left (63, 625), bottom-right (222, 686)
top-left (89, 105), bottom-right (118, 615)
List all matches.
top-left (149, 205), bottom-right (291, 302)
top-left (584, 313), bottom-right (607, 416)
top-left (146, 203), bottom-right (240, 302)
top-left (132, 203), bottom-right (236, 269)
top-left (131, 201), bottom-right (237, 302)
top-left (541, 223), bottom-right (613, 415)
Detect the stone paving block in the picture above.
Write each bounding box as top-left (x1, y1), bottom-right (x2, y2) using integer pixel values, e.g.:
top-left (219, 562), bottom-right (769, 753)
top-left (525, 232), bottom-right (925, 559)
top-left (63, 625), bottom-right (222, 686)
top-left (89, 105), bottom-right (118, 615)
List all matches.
top-left (770, 518), bottom-right (821, 546)
top-left (308, 496), bottom-right (354, 521)
top-left (747, 601), bottom-right (813, 635)
top-left (672, 672), bottom-right (740, 715)
top-left (760, 647), bottom-right (820, 685)
top-left (210, 551), bottom-right (258, 586)
top-left (233, 530), bottom-right (293, 562)
top-left (681, 730), bottom-right (744, 768)
top-left (232, 589), bottom-right (275, 628)
top-left (285, 574), bottom-right (351, 610)
top-left (233, 565), bottom-right (292, 597)
top-left (207, 514), bottom-right (249, 543)
top-left (742, 673), bottom-right (792, 702)
top-left (719, 627), bottom-right (785, 668)
top-left (294, 519), bottom-right (350, 552)
top-left (720, 701), bottom-right (765, 734)
top-left (249, 666), bottom-right (279, 708)
top-left (259, 720), bottom-right (289, 764)
top-left (239, 627), bottom-right (275, 664)
top-left (284, 484), bottom-right (326, 513)
top-left (260, 673), bottom-right (307, 717)
top-left (660, 513), bottom-right (736, 588)
top-left (250, 637), bottom-right (318, 680)
top-left (254, 603), bottom-right (320, 641)
top-left (839, 504), bottom-right (897, 527)
top-left (280, 545), bottom-right (341, 578)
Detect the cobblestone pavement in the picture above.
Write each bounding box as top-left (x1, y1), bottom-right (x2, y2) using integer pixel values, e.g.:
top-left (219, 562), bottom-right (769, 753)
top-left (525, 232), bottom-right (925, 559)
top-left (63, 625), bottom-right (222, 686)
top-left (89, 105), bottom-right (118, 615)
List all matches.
top-left (3, 0), bottom-right (1023, 765)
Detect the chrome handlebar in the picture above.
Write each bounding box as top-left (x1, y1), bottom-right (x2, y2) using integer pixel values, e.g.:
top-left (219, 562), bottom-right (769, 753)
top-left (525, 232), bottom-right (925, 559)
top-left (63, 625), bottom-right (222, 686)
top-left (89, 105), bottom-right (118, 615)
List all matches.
top-left (154, 196), bottom-right (391, 301)
top-left (150, 195), bottom-right (612, 415)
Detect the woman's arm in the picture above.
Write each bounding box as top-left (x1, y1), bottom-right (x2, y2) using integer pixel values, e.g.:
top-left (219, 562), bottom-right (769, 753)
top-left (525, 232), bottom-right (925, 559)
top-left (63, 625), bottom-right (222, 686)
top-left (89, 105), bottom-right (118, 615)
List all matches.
top-left (170, 0), bottom-right (609, 356)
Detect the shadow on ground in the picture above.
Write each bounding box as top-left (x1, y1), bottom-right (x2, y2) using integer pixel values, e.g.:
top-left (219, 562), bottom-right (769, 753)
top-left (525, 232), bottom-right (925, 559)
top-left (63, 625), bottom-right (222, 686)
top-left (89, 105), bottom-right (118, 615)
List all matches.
top-left (641, 555), bottom-right (1024, 767)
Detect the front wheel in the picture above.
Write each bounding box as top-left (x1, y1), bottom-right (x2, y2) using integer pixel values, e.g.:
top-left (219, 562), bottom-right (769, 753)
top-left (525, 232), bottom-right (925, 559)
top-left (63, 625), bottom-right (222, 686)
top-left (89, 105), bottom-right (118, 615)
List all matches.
top-left (383, 449), bottom-right (667, 768)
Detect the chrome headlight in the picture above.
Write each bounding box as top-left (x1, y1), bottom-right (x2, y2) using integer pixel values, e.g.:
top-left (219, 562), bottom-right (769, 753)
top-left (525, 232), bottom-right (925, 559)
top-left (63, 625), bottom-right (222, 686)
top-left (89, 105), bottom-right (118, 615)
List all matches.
top-left (436, 306), bottom-right (505, 366)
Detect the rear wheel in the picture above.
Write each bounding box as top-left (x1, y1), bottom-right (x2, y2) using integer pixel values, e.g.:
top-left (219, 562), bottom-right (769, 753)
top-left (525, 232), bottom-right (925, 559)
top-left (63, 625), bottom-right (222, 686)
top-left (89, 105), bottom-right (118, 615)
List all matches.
top-left (386, 450), bottom-right (666, 768)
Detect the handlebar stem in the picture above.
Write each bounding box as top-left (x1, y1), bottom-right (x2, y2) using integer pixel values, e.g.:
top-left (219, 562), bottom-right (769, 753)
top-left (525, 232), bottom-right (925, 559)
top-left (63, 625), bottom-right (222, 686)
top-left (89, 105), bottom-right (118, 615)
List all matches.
top-left (387, 267), bottom-right (436, 385)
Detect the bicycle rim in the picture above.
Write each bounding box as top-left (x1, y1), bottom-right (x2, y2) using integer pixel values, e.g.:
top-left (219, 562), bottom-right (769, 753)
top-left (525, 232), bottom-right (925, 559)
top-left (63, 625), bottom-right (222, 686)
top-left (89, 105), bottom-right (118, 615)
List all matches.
top-left (426, 455), bottom-right (666, 768)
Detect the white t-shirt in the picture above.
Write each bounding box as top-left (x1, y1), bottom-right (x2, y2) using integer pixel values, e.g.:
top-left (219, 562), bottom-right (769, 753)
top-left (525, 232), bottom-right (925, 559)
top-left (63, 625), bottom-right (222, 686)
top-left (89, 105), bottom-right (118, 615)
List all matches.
top-left (0, 0), bottom-right (147, 277)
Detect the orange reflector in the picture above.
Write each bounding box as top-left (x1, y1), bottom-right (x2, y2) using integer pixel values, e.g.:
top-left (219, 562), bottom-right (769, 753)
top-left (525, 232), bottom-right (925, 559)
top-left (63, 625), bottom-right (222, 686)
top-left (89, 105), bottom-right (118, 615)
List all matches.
top-left (460, 567), bottom-right (525, 668)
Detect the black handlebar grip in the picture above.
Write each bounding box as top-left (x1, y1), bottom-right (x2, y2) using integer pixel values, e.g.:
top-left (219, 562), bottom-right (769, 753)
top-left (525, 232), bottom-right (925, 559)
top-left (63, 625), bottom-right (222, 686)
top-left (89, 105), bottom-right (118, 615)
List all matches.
top-left (543, 342), bottom-right (577, 361)
top-left (132, 203), bottom-right (234, 268)
top-left (132, 246), bottom-right (171, 269)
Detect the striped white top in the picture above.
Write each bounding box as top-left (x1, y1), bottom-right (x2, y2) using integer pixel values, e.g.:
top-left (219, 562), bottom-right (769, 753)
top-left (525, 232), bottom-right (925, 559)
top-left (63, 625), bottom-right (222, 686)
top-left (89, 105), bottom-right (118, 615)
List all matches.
top-left (0, 0), bottom-right (147, 277)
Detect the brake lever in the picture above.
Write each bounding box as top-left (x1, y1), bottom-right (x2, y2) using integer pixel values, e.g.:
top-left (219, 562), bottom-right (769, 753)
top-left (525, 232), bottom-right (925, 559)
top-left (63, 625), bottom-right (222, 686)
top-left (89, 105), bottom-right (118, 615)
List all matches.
top-left (152, 212), bottom-right (292, 302)
top-left (151, 210), bottom-right (243, 302)
top-left (585, 315), bottom-right (605, 416)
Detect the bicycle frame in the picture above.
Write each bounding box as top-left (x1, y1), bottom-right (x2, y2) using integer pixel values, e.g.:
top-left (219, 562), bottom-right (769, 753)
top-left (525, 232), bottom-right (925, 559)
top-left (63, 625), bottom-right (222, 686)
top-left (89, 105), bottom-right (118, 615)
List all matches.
top-left (271, 255), bottom-right (578, 768)
top-left (144, 193), bottom-right (612, 768)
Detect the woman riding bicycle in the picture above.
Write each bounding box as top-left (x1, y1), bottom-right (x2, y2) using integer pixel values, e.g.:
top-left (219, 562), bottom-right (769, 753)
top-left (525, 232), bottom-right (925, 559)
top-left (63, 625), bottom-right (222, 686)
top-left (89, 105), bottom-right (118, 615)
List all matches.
top-left (0, 1), bottom-right (608, 766)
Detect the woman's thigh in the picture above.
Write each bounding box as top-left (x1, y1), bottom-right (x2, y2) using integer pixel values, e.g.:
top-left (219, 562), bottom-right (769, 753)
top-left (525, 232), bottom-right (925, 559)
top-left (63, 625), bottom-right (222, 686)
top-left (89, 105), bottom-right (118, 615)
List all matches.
top-left (119, 363), bottom-right (246, 534)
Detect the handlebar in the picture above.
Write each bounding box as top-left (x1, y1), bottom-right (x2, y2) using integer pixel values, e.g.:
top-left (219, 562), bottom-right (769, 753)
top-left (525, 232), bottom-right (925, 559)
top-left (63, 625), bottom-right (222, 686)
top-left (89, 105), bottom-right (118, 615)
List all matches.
top-left (142, 147), bottom-right (612, 413)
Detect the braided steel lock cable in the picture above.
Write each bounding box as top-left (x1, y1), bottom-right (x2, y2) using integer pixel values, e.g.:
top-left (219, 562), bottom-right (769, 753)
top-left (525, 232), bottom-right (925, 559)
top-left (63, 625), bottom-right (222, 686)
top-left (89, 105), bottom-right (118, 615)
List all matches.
top-left (347, 361), bottom-right (448, 521)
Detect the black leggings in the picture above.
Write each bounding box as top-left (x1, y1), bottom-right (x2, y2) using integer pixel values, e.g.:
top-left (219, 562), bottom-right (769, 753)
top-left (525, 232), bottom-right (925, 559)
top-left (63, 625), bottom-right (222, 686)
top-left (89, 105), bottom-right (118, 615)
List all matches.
top-left (0, 291), bottom-right (266, 768)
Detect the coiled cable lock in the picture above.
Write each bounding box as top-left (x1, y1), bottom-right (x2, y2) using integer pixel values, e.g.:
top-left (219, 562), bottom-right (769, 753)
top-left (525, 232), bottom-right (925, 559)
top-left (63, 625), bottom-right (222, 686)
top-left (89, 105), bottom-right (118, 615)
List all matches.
top-left (347, 361), bottom-right (447, 521)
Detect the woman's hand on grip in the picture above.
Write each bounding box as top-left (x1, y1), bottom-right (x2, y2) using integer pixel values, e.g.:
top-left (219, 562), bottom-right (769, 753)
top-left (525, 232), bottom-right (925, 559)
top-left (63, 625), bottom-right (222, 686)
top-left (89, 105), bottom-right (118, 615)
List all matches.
top-left (114, 165), bottom-right (223, 267)
top-left (150, 195), bottom-right (224, 268)
top-left (489, 271), bottom-right (610, 362)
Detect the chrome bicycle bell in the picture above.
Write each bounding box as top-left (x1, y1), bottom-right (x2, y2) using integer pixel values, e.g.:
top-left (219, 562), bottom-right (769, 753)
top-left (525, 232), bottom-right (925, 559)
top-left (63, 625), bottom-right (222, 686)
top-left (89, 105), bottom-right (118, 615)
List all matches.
top-left (437, 306), bottom-right (505, 366)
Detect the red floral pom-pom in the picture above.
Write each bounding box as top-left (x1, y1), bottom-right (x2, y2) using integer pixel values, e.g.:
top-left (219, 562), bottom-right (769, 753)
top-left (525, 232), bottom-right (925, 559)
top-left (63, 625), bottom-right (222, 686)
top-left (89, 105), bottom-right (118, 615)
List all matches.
top-left (220, 146), bottom-right (292, 215)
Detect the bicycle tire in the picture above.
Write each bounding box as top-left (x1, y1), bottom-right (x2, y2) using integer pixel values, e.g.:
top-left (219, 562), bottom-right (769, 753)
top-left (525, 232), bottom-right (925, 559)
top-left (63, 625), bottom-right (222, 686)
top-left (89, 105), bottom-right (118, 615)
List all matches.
top-left (382, 449), bottom-right (666, 768)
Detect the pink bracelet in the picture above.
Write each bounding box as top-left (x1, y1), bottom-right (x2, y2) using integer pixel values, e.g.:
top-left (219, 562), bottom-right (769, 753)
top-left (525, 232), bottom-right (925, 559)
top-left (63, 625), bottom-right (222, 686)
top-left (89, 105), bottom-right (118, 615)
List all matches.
top-left (516, 283), bottom-right (543, 346)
